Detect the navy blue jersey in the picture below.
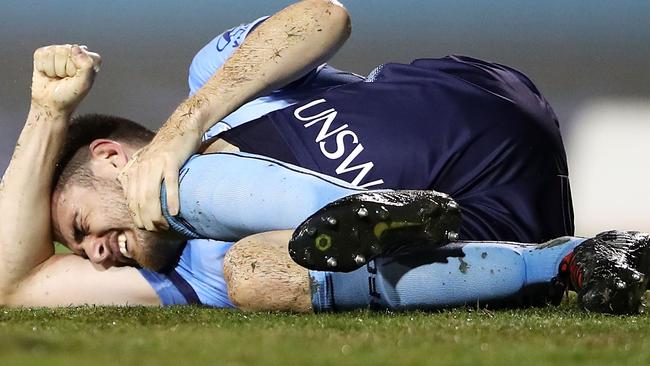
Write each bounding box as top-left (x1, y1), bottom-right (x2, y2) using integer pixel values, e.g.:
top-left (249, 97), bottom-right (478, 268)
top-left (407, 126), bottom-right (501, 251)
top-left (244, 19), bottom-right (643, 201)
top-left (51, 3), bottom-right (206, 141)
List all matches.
top-left (221, 56), bottom-right (574, 243)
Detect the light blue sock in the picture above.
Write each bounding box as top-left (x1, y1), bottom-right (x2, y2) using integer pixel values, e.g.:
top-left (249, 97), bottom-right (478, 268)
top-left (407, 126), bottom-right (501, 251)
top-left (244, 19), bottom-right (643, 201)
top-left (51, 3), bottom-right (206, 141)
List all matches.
top-left (310, 237), bottom-right (585, 311)
top-left (162, 151), bottom-right (366, 241)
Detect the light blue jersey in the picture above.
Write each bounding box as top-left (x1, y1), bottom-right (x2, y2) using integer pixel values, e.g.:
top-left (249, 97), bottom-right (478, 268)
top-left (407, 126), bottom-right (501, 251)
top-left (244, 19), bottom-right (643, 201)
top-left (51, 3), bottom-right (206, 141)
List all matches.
top-left (140, 239), bottom-right (234, 307)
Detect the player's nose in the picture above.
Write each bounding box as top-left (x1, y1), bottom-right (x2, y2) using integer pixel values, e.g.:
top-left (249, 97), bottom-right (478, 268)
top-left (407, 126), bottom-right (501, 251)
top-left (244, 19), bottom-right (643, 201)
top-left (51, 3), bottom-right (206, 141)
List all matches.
top-left (82, 238), bottom-right (111, 265)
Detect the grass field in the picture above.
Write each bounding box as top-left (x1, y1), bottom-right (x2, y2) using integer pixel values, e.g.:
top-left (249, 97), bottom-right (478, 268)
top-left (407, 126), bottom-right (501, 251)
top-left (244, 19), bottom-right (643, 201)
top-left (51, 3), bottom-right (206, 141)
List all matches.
top-left (2, 298), bottom-right (650, 366)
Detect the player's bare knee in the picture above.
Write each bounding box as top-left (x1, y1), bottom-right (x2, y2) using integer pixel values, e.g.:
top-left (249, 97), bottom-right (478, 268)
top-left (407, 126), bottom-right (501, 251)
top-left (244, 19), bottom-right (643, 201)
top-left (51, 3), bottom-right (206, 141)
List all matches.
top-left (224, 233), bottom-right (283, 310)
top-left (223, 238), bottom-right (261, 310)
top-left (224, 231), bottom-right (313, 312)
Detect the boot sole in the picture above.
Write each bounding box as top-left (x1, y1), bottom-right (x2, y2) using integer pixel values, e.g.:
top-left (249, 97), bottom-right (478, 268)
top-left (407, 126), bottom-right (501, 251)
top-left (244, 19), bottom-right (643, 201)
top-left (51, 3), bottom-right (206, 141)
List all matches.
top-left (288, 190), bottom-right (462, 272)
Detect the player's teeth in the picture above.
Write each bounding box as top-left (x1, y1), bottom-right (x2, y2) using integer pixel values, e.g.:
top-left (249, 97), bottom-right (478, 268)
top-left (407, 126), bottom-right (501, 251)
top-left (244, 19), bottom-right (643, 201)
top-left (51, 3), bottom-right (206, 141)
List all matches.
top-left (118, 233), bottom-right (132, 258)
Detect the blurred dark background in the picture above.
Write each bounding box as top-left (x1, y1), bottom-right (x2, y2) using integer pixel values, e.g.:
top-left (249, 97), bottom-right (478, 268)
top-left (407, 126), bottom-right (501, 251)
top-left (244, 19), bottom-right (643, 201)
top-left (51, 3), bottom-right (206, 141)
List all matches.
top-left (1, 0), bottom-right (649, 234)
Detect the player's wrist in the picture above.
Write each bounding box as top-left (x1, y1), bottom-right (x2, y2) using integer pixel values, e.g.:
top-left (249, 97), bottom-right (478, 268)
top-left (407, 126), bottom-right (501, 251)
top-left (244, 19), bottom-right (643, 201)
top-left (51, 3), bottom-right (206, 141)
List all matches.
top-left (28, 102), bottom-right (72, 123)
top-left (164, 100), bottom-right (210, 142)
top-left (152, 117), bottom-right (203, 156)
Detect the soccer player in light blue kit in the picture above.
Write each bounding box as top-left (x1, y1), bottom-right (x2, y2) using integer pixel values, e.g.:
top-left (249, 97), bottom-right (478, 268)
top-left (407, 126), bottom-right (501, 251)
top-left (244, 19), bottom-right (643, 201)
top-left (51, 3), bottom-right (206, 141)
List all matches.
top-left (2, 1), bottom-right (646, 313)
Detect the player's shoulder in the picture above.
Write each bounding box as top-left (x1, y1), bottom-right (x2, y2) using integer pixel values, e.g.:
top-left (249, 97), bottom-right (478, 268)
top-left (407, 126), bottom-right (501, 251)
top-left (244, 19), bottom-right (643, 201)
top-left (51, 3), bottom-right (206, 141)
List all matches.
top-left (188, 16), bottom-right (269, 94)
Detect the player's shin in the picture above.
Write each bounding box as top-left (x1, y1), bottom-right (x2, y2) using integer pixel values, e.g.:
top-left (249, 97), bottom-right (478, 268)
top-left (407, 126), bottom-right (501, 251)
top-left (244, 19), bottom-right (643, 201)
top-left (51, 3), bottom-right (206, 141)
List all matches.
top-left (309, 238), bottom-right (585, 311)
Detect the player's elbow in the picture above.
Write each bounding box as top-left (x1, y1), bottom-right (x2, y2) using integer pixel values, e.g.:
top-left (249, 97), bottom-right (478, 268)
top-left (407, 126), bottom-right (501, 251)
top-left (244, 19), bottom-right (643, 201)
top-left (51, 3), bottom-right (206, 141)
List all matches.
top-left (328, 0), bottom-right (352, 39)
top-left (323, 1), bottom-right (351, 31)
top-left (303, 0), bottom-right (351, 41)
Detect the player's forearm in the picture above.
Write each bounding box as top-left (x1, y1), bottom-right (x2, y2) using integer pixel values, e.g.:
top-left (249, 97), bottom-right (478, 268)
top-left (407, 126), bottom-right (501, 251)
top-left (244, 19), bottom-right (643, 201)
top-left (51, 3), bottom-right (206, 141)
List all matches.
top-left (0, 105), bottom-right (68, 296)
top-left (159, 0), bottom-right (351, 142)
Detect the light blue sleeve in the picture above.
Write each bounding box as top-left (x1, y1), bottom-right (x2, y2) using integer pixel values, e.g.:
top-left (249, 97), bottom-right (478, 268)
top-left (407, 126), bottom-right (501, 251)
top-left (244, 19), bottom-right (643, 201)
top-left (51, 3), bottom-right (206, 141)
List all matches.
top-left (138, 239), bottom-right (235, 308)
top-left (174, 239), bottom-right (235, 308)
top-left (188, 16), bottom-right (269, 96)
top-left (138, 269), bottom-right (189, 306)
top-left (187, 16), bottom-right (364, 140)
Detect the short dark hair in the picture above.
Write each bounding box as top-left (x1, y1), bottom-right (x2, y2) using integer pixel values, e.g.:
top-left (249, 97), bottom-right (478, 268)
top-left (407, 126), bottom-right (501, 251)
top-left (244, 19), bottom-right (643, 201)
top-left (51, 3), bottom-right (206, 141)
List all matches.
top-left (53, 114), bottom-right (154, 190)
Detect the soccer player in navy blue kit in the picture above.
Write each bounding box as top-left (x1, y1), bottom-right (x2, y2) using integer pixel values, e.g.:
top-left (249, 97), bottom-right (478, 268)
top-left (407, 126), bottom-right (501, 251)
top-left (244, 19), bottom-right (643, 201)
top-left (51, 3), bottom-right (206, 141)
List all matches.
top-left (114, 1), bottom-right (644, 314)
top-left (130, 10), bottom-right (573, 247)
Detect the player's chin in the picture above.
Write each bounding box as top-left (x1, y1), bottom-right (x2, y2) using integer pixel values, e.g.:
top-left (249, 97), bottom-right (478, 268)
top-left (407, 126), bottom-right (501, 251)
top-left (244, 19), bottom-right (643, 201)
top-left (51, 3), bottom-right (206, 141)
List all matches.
top-left (133, 232), bottom-right (187, 272)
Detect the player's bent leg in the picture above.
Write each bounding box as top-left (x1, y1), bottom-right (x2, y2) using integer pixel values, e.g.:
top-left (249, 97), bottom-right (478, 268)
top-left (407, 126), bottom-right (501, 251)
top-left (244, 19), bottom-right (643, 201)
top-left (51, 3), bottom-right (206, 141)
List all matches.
top-left (223, 230), bottom-right (313, 313)
top-left (225, 230), bottom-right (649, 313)
top-left (225, 231), bottom-right (566, 313)
top-left (289, 190), bottom-right (461, 272)
top-left (307, 232), bottom-right (649, 314)
top-left (310, 238), bottom-right (584, 311)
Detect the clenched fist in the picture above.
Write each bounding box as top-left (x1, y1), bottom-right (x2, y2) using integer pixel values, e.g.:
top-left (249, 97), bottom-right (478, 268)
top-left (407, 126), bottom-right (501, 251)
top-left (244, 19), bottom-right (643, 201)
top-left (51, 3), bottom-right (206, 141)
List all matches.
top-left (31, 44), bottom-right (101, 113)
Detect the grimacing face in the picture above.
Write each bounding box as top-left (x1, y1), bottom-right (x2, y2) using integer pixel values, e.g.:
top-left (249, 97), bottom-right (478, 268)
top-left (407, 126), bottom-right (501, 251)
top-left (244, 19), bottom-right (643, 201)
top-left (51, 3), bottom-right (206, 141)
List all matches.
top-left (51, 151), bottom-right (186, 271)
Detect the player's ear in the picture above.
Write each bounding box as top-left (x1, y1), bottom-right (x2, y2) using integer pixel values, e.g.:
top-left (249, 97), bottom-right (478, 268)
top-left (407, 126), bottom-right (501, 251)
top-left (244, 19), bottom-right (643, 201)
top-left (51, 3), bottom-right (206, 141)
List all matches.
top-left (87, 139), bottom-right (128, 176)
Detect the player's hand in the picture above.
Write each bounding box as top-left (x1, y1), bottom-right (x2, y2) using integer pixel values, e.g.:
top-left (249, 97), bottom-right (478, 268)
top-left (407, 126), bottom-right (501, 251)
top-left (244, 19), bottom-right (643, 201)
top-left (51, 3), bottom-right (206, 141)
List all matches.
top-left (117, 129), bottom-right (200, 232)
top-left (31, 44), bottom-right (101, 114)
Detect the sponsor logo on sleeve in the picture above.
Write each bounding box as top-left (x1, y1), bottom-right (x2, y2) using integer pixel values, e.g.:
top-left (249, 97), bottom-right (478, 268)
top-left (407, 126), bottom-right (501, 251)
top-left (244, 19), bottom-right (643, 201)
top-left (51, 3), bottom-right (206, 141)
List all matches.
top-left (216, 24), bottom-right (248, 52)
